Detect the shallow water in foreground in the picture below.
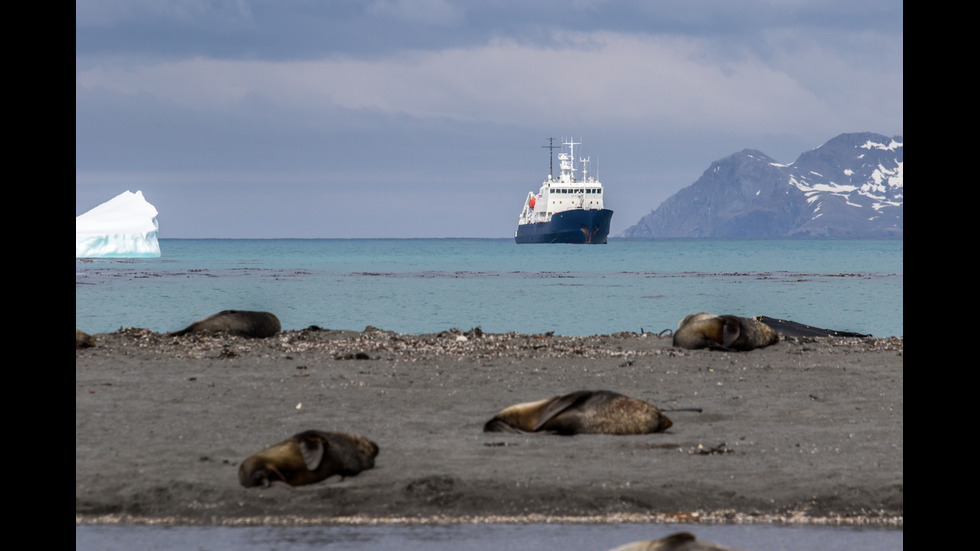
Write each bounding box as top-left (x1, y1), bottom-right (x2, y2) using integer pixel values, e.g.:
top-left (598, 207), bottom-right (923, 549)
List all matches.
top-left (76, 522), bottom-right (902, 551)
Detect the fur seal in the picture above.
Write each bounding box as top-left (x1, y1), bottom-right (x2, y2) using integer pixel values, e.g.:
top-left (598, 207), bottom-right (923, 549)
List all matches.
top-left (238, 430), bottom-right (379, 488)
top-left (76, 329), bottom-right (95, 349)
top-left (483, 390), bottom-right (673, 435)
top-left (172, 310), bottom-right (281, 338)
top-left (672, 312), bottom-right (779, 351)
top-left (606, 532), bottom-right (743, 551)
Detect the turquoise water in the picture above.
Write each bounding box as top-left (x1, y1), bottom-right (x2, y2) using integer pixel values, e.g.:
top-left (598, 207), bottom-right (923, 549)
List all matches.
top-left (76, 238), bottom-right (903, 337)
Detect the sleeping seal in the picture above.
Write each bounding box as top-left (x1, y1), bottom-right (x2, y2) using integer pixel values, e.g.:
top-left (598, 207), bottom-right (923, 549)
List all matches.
top-left (76, 329), bottom-right (95, 349)
top-left (606, 532), bottom-right (743, 551)
top-left (672, 312), bottom-right (778, 351)
top-left (172, 310), bottom-right (281, 338)
top-left (483, 390), bottom-right (673, 435)
top-left (238, 430), bottom-right (379, 488)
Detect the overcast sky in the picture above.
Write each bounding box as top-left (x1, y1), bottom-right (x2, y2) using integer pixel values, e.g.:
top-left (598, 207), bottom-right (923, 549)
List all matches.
top-left (76, 0), bottom-right (903, 238)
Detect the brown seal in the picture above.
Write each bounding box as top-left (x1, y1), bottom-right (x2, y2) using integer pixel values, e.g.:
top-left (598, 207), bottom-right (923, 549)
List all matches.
top-left (171, 310), bottom-right (281, 338)
top-left (483, 390), bottom-right (673, 435)
top-left (76, 329), bottom-right (95, 349)
top-left (672, 312), bottom-right (778, 351)
top-left (606, 532), bottom-right (743, 551)
top-left (238, 430), bottom-right (379, 488)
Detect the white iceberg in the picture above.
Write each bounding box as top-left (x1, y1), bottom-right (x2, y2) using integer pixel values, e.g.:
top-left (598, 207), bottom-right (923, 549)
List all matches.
top-left (76, 190), bottom-right (161, 258)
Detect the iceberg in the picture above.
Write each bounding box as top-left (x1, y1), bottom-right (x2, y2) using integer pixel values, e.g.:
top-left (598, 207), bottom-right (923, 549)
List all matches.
top-left (76, 190), bottom-right (161, 258)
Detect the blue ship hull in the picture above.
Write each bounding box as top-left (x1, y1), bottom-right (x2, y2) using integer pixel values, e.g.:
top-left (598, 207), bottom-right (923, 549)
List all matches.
top-left (515, 209), bottom-right (613, 244)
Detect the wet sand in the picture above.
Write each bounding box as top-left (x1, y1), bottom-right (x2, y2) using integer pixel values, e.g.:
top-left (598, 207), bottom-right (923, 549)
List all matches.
top-left (75, 327), bottom-right (903, 527)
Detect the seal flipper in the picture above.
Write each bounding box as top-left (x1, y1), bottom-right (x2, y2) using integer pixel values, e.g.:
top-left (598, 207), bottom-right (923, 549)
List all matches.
top-left (533, 391), bottom-right (591, 432)
top-left (719, 316), bottom-right (742, 349)
top-left (298, 433), bottom-right (326, 470)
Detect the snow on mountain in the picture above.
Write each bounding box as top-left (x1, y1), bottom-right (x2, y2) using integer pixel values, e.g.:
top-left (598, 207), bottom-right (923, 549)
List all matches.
top-left (619, 132), bottom-right (903, 238)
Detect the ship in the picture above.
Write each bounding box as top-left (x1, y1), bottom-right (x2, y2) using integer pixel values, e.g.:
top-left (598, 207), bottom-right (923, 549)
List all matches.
top-left (515, 138), bottom-right (613, 244)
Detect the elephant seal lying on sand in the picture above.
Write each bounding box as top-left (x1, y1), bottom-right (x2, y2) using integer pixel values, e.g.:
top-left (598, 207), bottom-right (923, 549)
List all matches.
top-left (484, 390), bottom-right (673, 435)
top-left (672, 313), bottom-right (779, 351)
top-left (238, 430), bottom-right (379, 488)
top-left (606, 532), bottom-right (743, 551)
top-left (171, 310), bottom-right (281, 338)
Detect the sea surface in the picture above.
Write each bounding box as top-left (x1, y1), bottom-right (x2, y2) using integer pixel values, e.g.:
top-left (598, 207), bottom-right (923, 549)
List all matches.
top-left (75, 238), bottom-right (903, 550)
top-left (76, 238), bottom-right (903, 338)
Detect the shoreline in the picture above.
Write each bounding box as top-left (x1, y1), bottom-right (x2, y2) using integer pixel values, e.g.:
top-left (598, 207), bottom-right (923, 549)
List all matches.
top-left (76, 328), bottom-right (903, 527)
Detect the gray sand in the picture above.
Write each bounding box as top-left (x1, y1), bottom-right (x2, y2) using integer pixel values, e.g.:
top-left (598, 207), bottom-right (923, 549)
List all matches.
top-left (75, 328), bottom-right (903, 526)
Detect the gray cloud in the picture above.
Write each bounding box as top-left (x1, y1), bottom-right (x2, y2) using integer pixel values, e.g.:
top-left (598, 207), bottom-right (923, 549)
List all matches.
top-left (76, 0), bottom-right (902, 238)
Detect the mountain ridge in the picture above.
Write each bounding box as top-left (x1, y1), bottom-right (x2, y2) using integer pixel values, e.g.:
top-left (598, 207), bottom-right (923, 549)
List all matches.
top-left (619, 132), bottom-right (903, 238)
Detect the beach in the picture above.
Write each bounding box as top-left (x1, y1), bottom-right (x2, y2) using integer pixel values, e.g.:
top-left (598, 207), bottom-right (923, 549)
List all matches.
top-left (75, 327), bottom-right (903, 527)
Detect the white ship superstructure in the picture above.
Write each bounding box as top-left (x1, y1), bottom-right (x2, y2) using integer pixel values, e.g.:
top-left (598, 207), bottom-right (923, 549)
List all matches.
top-left (517, 139), bottom-right (606, 227)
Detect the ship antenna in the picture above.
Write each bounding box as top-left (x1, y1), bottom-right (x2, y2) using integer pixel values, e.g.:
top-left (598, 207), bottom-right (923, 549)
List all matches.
top-left (542, 137), bottom-right (559, 179)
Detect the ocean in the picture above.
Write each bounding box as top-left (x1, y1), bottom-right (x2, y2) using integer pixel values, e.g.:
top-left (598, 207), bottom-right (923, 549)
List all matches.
top-left (75, 237), bottom-right (903, 550)
top-left (75, 238), bottom-right (903, 338)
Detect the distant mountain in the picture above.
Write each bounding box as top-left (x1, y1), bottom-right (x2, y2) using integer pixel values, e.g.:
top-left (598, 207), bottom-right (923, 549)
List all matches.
top-left (619, 132), bottom-right (903, 238)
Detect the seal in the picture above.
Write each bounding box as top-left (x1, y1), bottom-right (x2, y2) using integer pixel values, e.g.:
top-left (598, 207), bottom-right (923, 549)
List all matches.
top-left (171, 310), bottom-right (281, 338)
top-left (483, 390), bottom-right (673, 435)
top-left (76, 329), bottom-right (95, 349)
top-left (238, 430), bottom-right (379, 488)
top-left (606, 532), bottom-right (743, 551)
top-left (672, 312), bottom-right (778, 351)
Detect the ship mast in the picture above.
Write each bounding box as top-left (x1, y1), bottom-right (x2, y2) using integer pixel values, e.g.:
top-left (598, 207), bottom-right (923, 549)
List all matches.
top-left (542, 137), bottom-right (559, 180)
top-left (559, 138), bottom-right (580, 182)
